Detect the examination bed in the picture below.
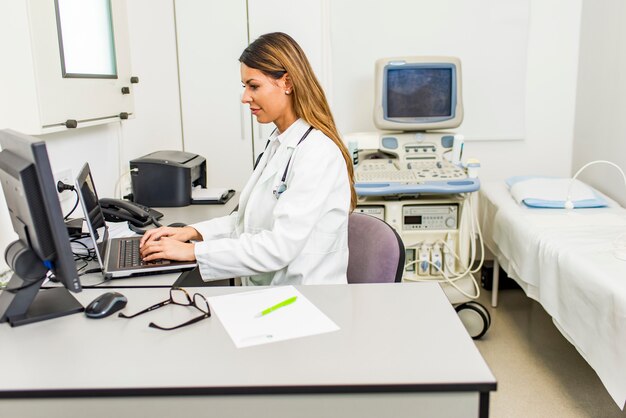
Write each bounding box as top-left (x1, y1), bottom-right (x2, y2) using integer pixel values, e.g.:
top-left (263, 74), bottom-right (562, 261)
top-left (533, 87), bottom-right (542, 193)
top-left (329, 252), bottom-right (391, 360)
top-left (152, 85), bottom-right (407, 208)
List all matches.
top-left (478, 181), bottom-right (626, 409)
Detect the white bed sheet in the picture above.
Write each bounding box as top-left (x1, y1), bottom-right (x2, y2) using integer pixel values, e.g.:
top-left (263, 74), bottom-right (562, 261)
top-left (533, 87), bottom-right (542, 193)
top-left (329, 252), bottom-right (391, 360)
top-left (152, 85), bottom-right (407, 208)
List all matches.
top-left (479, 181), bottom-right (626, 409)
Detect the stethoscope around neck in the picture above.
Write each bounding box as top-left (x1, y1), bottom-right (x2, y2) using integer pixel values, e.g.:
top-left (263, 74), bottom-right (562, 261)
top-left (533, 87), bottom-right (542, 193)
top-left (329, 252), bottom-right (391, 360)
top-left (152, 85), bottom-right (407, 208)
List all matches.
top-left (254, 126), bottom-right (314, 200)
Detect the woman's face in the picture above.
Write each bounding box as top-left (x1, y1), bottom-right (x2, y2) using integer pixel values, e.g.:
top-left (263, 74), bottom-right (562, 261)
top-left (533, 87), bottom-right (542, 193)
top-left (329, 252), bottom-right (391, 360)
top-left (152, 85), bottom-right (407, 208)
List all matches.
top-left (241, 63), bottom-right (295, 132)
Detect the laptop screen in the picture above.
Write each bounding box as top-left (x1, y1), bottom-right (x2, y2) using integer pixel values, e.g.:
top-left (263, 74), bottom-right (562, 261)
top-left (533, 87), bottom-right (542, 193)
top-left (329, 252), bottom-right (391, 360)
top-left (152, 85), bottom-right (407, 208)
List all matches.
top-left (75, 163), bottom-right (108, 264)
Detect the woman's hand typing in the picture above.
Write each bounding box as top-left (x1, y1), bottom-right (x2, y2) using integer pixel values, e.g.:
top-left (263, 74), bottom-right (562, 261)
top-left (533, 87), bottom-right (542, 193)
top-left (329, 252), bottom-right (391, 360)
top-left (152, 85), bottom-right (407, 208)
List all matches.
top-left (140, 236), bottom-right (196, 262)
top-left (139, 226), bottom-right (202, 262)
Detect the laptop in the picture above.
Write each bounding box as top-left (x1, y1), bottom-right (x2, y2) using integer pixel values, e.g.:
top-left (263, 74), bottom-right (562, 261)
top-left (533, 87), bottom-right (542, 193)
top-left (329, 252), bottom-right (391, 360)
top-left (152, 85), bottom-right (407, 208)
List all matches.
top-left (75, 163), bottom-right (196, 279)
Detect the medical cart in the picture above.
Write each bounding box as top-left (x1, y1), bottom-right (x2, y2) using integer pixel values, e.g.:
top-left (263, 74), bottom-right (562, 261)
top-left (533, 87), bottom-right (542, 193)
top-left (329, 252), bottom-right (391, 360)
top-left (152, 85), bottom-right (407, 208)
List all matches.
top-left (351, 131), bottom-right (490, 339)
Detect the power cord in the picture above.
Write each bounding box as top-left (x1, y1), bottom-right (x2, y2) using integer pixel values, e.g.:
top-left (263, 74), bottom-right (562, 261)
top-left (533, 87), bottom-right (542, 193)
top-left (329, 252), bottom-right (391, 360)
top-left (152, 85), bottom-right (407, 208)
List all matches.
top-left (2, 271), bottom-right (52, 293)
top-left (114, 168), bottom-right (139, 199)
top-left (565, 160), bottom-right (626, 210)
top-left (79, 268), bottom-right (103, 277)
top-left (57, 181), bottom-right (80, 220)
top-left (71, 237), bottom-right (96, 263)
top-left (403, 195), bottom-right (485, 300)
top-left (81, 278), bottom-right (113, 287)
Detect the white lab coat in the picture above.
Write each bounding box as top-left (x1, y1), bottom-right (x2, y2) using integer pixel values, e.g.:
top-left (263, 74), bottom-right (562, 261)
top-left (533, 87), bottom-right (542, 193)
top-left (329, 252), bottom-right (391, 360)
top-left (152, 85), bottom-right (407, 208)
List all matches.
top-left (191, 119), bottom-right (350, 285)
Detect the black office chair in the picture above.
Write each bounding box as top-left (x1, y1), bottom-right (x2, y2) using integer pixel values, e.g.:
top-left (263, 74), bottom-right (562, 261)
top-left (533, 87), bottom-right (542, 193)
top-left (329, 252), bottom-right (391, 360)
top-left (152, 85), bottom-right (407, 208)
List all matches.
top-left (346, 213), bottom-right (405, 283)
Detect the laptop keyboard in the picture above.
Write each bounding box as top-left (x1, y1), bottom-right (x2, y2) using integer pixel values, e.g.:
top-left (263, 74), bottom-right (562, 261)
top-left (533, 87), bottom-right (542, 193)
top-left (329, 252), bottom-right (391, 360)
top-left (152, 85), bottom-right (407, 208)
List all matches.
top-left (118, 239), bottom-right (169, 268)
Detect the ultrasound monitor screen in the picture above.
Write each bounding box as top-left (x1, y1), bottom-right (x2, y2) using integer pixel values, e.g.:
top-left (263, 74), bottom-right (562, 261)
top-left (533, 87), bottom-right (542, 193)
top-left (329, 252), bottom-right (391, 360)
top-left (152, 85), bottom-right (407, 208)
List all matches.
top-left (386, 68), bottom-right (452, 118)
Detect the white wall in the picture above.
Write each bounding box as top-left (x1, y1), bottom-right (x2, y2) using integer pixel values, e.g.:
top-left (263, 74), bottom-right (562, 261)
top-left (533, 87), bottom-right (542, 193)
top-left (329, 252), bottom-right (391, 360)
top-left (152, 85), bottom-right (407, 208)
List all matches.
top-left (0, 0), bottom-right (182, 273)
top-left (248, 0), bottom-right (582, 183)
top-left (247, 0), bottom-right (330, 160)
top-left (121, 0), bottom-right (184, 184)
top-left (0, 0), bottom-right (592, 274)
top-left (330, 0), bottom-right (529, 142)
top-left (572, 0), bottom-right (626, 206)
top-left (467, 0), bottom-right (582, 181)
top-left (175, 0), bottom-right (251, 192)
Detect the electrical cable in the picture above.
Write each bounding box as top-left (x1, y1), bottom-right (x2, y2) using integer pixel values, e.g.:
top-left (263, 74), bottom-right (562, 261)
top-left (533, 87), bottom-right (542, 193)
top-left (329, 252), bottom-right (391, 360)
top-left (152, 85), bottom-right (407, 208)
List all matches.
top-left (70, 238), bottom-right (98, 280)
top-left (114, 168), bottom-right (138, 199)
top-left (57, 181), bottom-right (80, 220)
top-left (71, 232), bottom-right (91, 240)
top-left (2, 271), bottom-right (52, 293)
top-left (75, 259), bottom-right (89, 274)
top-left (565, 160), bottom-right (626, 209)
top-left (426, 260), bottom-right (480, 300)
top-left (403, 195), bottom-right (485, 299)
top-left (63, 189), bottom-right (80, 220)
top-left (78, 267), bottom-right (103, 277)
top-left (71, 238), bottom-right (96, 260)
top-left (79, 275), bottom-right (112, 287)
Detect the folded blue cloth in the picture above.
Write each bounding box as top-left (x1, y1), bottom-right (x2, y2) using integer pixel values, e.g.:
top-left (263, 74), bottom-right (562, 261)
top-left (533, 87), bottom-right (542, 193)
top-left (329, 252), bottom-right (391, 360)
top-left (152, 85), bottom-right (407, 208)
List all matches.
top-left (506, 176), bottom-right (607, 209)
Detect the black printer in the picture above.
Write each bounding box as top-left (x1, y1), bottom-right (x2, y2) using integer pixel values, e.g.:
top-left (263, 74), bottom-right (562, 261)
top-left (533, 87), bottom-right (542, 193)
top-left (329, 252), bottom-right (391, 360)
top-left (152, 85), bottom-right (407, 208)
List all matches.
top-left (130, 150), bottom-right (206, 207)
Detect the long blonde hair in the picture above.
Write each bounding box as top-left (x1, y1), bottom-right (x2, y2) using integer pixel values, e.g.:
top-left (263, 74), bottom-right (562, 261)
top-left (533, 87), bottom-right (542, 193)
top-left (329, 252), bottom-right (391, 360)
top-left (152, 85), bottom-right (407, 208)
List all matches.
top-left (239, 32), bottom-right (357, 211)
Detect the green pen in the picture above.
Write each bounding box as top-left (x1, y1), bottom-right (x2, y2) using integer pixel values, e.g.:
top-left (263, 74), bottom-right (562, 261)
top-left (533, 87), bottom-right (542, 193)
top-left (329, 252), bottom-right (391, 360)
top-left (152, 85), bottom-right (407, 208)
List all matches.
top-left (255, 296), bottom-right (298, 318)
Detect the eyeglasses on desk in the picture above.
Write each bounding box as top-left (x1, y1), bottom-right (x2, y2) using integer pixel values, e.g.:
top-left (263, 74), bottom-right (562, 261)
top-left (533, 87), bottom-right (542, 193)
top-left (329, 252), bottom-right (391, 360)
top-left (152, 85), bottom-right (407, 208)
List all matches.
top-left (118, 287), bottom-right (211, 331)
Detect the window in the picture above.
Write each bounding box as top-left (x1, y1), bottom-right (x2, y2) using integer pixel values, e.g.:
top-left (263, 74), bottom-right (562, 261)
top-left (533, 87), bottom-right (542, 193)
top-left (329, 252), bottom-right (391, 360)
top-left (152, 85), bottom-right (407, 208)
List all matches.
top-left (55, 0), bottom-right (118, 78)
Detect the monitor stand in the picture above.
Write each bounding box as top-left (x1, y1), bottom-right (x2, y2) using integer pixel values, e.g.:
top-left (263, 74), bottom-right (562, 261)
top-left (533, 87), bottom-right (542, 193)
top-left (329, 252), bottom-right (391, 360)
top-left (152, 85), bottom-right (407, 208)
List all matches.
top-left (0, 274), bottom-right (84, 327)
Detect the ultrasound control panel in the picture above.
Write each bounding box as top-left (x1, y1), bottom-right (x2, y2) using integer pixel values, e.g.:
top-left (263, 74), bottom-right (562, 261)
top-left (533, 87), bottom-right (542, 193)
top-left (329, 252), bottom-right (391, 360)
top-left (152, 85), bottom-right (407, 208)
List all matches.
top-left (355, 159), bottom-right (466, 183)
top-left (352, 132), bottom-right (479, 196)
top-left (402, 204), bottom-right (458, 230)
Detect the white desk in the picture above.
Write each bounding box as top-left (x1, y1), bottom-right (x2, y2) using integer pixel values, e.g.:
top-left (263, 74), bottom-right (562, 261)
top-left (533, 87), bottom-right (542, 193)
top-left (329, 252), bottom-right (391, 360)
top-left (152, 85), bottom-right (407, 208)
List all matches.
top-left (157, 193), bottom-right (239, 225)
top-left (0, 283), bottom-right (496, 418)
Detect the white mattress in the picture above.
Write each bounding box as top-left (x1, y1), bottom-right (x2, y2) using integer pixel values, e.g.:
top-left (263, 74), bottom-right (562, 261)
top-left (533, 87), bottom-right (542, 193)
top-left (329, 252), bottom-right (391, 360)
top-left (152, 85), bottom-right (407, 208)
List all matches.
top-left (479, 181), bottom-right (626, 409)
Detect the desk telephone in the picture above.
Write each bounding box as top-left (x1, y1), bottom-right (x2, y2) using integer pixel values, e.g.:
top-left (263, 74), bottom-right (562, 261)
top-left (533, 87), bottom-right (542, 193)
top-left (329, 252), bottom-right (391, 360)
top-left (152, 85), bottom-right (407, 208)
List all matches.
top-left (99, 198), bottom-right (164, 227)
top-left (352, 132), bottom-right (480, 196)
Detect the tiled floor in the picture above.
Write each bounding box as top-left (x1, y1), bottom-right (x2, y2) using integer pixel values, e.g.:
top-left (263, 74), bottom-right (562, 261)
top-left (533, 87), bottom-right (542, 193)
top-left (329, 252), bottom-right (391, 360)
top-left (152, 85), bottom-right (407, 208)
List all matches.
top-left (474, 288), bottom-right (626, 417)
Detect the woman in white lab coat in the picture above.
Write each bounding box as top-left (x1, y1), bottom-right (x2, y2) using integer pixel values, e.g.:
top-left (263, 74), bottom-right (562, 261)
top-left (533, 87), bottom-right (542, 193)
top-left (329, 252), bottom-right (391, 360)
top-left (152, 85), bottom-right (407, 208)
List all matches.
top-left (140, 32), bottom-right (356, 285)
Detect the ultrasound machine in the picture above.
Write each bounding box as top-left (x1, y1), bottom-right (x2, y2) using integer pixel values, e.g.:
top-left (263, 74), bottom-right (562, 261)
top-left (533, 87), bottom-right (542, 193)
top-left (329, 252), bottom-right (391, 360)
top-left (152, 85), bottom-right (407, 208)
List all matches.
top-left (347, 56), bottom-right (489, 338)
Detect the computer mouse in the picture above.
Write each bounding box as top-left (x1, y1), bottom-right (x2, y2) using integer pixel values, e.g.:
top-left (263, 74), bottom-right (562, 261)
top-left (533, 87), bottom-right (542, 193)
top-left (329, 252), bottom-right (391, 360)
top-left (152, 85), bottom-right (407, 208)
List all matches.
top-left (85, 292), bottom-right (128, 319)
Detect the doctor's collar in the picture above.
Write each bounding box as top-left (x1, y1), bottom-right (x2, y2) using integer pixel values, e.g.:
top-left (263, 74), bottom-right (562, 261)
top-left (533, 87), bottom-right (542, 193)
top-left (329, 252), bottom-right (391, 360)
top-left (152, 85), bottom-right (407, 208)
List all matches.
top-left (272, 118), bottom-right (311, 147)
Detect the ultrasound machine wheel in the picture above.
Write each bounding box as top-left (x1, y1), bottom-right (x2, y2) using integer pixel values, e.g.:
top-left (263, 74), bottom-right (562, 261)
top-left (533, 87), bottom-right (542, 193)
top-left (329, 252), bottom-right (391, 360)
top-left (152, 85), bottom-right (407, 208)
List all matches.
top-left (456, 301), bottom-right (491, 339)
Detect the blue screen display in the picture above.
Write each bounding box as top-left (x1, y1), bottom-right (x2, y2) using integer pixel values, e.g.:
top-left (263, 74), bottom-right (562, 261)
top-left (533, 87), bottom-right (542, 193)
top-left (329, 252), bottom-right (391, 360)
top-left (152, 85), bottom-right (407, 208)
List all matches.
top-left (386, 68), bottom-right (452, 118)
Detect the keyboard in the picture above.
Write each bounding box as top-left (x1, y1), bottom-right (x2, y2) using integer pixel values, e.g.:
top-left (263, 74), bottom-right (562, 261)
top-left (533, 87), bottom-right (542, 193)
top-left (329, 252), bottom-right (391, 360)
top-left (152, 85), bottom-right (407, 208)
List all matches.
top-left (355, 159), bottom-right (466, 183)
top-left (357, 170), bottom-right (418, 182)
top-left (409, 160), bottom-right (466, 181)
top-left (118, 238), bottom-right (169, 268)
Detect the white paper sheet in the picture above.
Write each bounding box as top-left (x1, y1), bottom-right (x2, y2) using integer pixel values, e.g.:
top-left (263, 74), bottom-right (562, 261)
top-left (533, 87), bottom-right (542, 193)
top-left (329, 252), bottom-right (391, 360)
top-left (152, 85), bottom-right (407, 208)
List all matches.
top-left (207, 286), bottom-right (340, 348)
top-left (191, 187), bottom-right (229, 201)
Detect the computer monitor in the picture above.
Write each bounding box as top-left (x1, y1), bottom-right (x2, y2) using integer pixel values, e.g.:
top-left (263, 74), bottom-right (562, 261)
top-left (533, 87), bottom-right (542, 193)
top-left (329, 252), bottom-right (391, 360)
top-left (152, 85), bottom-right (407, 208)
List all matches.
top-left (0, 129), bottom-right (83, 327)
top-left (373, 56), bottom-right (463, 131)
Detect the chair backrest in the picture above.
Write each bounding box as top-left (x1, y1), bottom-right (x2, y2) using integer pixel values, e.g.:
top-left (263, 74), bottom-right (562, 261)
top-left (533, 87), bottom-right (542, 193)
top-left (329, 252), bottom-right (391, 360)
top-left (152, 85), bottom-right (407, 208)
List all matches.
top-left (346, 213), bottom-right (405, 283)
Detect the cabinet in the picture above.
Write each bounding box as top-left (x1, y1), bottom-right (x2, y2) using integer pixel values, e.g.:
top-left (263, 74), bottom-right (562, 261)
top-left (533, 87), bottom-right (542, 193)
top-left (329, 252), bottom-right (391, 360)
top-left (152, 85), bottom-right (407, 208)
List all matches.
top-left (172, 0), bottom-right (330, 190)
top-left (0, 0), bottom-right (134, 134)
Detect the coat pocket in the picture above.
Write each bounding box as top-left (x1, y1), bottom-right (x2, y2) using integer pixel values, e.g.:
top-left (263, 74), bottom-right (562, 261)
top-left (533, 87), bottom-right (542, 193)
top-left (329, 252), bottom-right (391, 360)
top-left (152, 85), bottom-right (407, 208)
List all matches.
top-left (301, 229), bottom-right (344, 255)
